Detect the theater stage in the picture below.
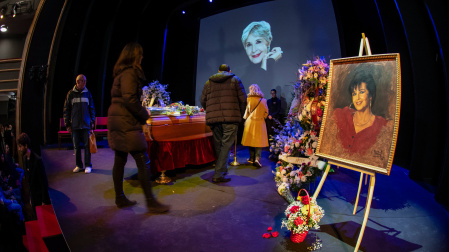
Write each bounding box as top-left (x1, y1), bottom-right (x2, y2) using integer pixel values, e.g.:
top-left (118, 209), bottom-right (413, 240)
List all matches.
top-left (42, 143), bottom-right (449, 252)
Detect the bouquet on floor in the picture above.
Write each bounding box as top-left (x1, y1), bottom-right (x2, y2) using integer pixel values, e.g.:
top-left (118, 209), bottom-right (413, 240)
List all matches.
top-left (142, 80), bottom-right (171, 108)
top-left (281, 189), bottom-right (325, 243)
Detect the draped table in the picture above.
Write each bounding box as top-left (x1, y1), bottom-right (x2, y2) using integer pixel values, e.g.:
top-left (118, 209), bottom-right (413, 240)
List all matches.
top-left (143, 113), bottom-right (215, 177)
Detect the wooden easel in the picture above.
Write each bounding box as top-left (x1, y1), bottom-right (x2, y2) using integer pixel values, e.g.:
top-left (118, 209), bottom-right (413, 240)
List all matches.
top-left (312, 34), bottom-right (375, 252)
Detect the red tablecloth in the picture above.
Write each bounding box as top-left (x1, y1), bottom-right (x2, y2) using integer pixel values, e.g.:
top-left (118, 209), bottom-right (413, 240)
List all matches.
top-left (147, 136), bottom-right (215, 172)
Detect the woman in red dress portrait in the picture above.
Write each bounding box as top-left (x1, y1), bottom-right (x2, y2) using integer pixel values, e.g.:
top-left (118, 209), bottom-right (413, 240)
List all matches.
top-left (333, 69), bottom-right (387, 155)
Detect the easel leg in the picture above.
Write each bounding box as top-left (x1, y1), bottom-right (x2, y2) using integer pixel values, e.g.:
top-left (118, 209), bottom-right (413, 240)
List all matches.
top-left (354, 174), bottom-right (376, 252)
top-left (353, 173), bottom-right (364, 215)
top-left (312, 163), bottom-right (331, 200)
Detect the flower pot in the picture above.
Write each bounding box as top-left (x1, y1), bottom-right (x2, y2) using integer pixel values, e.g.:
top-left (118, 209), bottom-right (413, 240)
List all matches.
top-left (290, 230), bottom-right (308, 243)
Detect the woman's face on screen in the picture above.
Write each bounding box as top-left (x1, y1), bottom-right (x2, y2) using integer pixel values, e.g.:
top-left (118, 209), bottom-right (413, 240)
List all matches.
top-left (245, 33), bottom-right (269, 64)
top-left (352, 82), bottom-right (371, 112)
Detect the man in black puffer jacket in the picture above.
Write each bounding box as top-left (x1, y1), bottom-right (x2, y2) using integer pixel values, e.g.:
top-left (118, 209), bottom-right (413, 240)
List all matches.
top-left (63, 74), bottom-right (96, 174)
top-left (201, 64), bottom-right (247, 183)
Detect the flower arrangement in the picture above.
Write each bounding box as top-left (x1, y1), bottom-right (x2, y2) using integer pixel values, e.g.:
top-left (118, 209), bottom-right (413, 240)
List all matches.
top-left (165, 102), bottom-right (204, 116)
top-left (142, 80), bottom-right (171, 108)
top-left (294, 56), bottom-right (329, 131)
top-left (281, 190), bottom-right (325, 243)
top-left (273, 159), bottom-right (325, 193)
top-left (270, 56), bottom-right (331, 200)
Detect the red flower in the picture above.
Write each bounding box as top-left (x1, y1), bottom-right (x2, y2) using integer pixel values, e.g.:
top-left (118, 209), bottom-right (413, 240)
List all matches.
top-left (263, 233), bottom-right (271, 238)
top-left (287, 214), bottom-right (290, 219)
top-left (290, 206), bottom-right (300, 213)
top-left (267, 227), bottom-right (272, 231)
top-left (301, 195), bottom-right (310, 205)
top-left (294, 217), bottom-right (304, 226)
top-left (271, 231), bottom-right (279, 237)
top-left (317, 107), bottom-right (323, 117)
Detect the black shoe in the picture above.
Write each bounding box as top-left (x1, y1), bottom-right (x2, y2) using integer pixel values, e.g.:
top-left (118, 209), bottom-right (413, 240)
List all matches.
top-left (212, 177), bottom-right (231, 183)
top-left (115, 196), bottom-right (137, 208)
top-left (147, 198), bottom-right (170, 214)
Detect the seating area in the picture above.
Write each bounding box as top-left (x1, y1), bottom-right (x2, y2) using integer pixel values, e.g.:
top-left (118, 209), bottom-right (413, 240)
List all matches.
top-left (23, 205), bottom-right (68, 252)
top-left (57, 118), bottom-right (71, 149)
top-left (93, 116), bottom-right (108, 139)
top-left (58, 117), bottom-right (108, 148)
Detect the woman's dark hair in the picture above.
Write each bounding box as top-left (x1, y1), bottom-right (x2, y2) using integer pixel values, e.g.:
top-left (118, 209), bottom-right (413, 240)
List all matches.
top-left (348, 68), bottom-right (376, 106)
top-left (17, 132), bottom-right (31, 148)
top-left (113, 42), bottom-right (143, 77)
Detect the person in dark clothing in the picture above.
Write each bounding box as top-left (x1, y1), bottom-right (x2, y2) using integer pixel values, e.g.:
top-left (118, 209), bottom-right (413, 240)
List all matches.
top-left (107, 42), bottom-right (169, 213)
top-left (266, 88), bottom-right (282, 139)
top-left (63, 74), bottom-right (96, 174)
top-left (17, 133), bottom-right (51, 220)
top-left (201, 64), bottom-right (247, 183)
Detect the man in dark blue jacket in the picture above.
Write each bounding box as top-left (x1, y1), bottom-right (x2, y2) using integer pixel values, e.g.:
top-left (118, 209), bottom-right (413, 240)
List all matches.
top-left (63, 74), bottom-right (96, 173)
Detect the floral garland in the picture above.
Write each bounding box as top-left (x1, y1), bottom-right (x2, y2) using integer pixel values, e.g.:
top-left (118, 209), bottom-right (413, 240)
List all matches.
top-left (142, 80), bottom-right (171, 107)
top-left (166, 102), bottom-right (204, 116)
top-left (270, 56), bottom-right (330, 199)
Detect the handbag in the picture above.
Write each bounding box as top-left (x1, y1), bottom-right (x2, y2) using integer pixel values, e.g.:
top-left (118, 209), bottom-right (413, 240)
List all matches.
top-left (89, 132), bottom-right (97, 154)
top-left (243, 98), bottom-right (262, 120)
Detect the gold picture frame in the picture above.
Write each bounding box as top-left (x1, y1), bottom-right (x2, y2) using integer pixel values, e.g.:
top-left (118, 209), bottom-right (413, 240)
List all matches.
top-left (316, 53), bottom-right (401, 175)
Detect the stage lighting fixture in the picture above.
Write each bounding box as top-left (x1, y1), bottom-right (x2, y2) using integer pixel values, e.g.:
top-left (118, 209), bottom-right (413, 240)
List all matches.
top-left (0, 6), bottom-right (6, 19)
top-left (209, 0), bottom-right (213, 3)
top-left (0, 24), bottom-right (7, 32)
top-left (12, 3), bottom-right (18, 17)
top-left (182, 10), bottom-right (185, 14)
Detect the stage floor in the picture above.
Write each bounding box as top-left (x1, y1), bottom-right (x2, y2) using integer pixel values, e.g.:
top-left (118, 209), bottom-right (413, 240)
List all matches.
top-left (42, 144), bottom-right (449, 252)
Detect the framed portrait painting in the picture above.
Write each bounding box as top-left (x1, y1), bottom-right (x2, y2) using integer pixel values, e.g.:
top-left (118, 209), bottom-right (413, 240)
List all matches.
top-left (316, 54), bottom-right (401, 175)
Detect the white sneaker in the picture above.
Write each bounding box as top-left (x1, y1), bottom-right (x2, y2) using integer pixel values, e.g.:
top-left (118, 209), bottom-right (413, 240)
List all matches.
top-left (73, 166), bottom-right (82, 173)
top-left (85, 167), bottom-right (92, 174)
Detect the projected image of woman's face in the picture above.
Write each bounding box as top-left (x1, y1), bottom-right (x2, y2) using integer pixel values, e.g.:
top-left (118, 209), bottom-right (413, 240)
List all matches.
top-left (245, 33), bottom-right (269, 64)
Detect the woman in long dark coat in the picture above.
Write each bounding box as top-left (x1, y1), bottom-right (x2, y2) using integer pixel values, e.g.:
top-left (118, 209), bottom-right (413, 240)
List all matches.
top-left (107, 42), bottom-right (169, 213)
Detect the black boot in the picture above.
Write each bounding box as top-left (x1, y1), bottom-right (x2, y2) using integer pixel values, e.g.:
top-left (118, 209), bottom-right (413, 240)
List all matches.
top-left (147, 197), bottom-right (170, 213)
top-left (133, 152), bottom-right (170, 214)
top-left (115, 195), bottom-right (137, 208)
top-left (113, 151), bottom-right (136, 208)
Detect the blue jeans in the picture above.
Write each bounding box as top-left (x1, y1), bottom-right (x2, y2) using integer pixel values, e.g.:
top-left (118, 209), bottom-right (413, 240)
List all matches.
top-left (210, 124), bottom-right (238, 179)
top-left (72, 129), bottom-right (91, 168)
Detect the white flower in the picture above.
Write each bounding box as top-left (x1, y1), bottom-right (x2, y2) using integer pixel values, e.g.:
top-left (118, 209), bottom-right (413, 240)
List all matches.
top-left (312, 141), bottom-right (317, 148)
top-left (282, 177), bottom-right (288, 183)
top-left (290, 171), bottom-right (296, 177)
top-left (317, 161), bottom-right (327, 170)
top-left (295, 141), bottom-right (300, 148)
top-left (281, 170), bottom-right (286, 175)
top-left (276, 172), bottom-right (281, 177)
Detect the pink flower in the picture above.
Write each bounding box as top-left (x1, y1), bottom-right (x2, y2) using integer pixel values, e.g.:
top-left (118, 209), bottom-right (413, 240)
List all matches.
top-left (267, 227), bottom-right (272, 231)
top-left (271, 231), bottom-right (279, 237)
top-left (306, 148), bottom-right (313, 156)
top-left (263, 233), bottom-right (271, 238)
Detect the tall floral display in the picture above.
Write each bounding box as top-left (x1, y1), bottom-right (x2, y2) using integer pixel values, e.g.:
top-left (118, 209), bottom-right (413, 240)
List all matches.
top-left (271, 57), bottom-right (330, 200)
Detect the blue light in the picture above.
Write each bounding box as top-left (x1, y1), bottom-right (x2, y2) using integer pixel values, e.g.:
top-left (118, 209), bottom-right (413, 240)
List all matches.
top-left (182, 10), bottom-right (186, 14)
top-left (209, 0), bottom-right (213, 3)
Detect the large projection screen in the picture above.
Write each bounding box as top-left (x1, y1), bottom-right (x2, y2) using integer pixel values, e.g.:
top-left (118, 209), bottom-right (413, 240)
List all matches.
top-left (195, 0), bottom-right (341, 110)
